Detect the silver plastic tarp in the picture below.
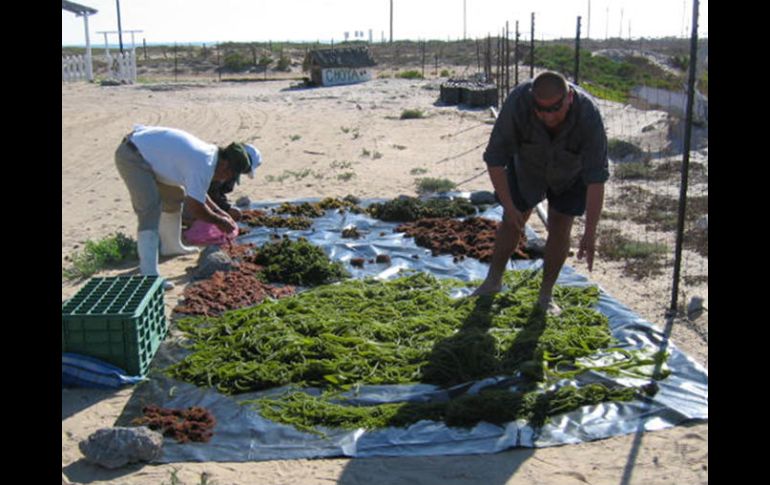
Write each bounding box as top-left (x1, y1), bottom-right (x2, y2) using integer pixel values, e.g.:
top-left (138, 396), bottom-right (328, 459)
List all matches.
top-left (116, 196), bottom-right (708, 462)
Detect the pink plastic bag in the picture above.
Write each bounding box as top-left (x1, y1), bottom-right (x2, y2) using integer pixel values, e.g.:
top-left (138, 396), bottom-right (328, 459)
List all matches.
top-left (183, 220), bottom-right (238, 246)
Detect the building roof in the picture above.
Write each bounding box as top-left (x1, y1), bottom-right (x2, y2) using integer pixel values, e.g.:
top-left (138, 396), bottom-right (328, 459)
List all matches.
top-left (62, 0), bottom-right (98, 16)
top-left (304, 47), bottom-right (377, 70)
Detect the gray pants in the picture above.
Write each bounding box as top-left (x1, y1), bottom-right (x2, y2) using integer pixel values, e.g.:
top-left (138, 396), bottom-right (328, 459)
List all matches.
top-left (114, 138), bottom-right (186, 231)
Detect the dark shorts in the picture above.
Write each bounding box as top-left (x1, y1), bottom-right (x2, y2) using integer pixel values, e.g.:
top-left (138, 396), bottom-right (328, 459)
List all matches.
top-left (503, 165), bottom-right (587, 216)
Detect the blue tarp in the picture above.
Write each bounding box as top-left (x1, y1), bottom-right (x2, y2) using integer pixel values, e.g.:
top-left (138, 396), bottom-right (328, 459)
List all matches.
top-left (116, 196), bottom-right (708, 462)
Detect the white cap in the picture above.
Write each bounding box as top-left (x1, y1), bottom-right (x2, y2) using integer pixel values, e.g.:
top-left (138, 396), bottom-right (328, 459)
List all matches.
top-left (243, 144), bottom-right (262, 179)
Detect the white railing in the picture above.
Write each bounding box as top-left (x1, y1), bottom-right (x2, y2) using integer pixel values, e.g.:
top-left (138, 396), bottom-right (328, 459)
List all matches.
top-left (63, 50), bottom-right (137, 84)
top-left (105, 50), bottom-right (137, 83)
top-left (62, 55), bottom-right (92, 82)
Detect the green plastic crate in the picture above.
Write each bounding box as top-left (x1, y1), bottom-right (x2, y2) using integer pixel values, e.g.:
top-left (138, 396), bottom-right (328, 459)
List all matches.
top-left (61, 275), bottom-right (168, 376)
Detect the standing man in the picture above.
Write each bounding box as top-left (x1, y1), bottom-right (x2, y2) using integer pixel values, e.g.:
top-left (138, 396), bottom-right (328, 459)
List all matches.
top-left (472, 71), bottom-right (609, 314)
top-left (114, 124), bottom-right (260, 288)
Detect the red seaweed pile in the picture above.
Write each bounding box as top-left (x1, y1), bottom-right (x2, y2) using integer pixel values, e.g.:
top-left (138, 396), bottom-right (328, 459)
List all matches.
top-left (395, 217), bottom-right (529, 262)
top-left (174, 263), bottom-right (296, 316)
top-left (133, 404), bottom-right (216, 443)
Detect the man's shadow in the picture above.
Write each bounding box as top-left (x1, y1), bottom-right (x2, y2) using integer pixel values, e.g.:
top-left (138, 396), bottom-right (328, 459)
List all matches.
top-left (387, 270), bottom-right (550, 427)
top-left (338, 284), bottom-right (548, 485)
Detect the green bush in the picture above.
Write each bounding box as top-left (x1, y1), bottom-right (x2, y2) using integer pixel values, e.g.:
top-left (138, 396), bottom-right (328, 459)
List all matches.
top-left (400, 109), bottom-right (425, 120)
top-left (415, 177), bottom-right (457, 194)
top-left (395, 70), bottom-right (423, 79)
top-left (598, 228), bottom-right (668, 279)
top-left (276, 56), bottom-right (291, 71)
top-left (613, 163), bottom-right (654, 180)
top-left (63, 232), bottom-right (138, 280)
top-left (534, 44), bottom-right (684, 103)
top-left (608, 139), bottom-right (643, 161)
top-left (223, 51), bottom-right (250, 71)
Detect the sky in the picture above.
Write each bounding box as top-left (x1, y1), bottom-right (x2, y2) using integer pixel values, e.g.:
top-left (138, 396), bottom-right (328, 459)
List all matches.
top-left (62, 0), bottom-right (708, 47)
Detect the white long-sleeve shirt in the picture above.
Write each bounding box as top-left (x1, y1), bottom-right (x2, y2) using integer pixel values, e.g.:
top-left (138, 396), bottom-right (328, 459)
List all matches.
top-left (129, 125), bottom-right (218, 203)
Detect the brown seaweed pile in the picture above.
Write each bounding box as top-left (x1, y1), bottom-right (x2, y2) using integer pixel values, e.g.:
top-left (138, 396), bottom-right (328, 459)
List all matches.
top-left (395, 217), bottom-right (529, 262)
top-left (173, 263), bottom-right (296, 316)
top-left (133, 404), bottom-right (217, 443)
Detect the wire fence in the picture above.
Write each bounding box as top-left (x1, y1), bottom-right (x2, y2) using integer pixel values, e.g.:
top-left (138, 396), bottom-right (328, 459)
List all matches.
top-left (62, 3), bottom-right (707, 319)
top-left (366, 3), bottom-right (708, 318)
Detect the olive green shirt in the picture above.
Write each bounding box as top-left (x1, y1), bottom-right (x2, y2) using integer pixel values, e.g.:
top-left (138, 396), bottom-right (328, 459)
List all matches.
top-left (483, 80), bottom-right (609, 208)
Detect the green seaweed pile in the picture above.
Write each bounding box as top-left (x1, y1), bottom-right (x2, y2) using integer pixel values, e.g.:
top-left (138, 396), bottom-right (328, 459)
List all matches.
top-left (367, 196), bottom-right (477, 222)
top-left (271, 196), bottom-right (365, 218)
top-left (241, 211), bottom-right (313, 230)
top-left (252, 383), bottom-right (641, 435)
top-left (168, 270), bottom-right (667, 432)
top-left (273, 202), bottom-right (326, 218)
top-left (251, 237), bottom-right (350, 286)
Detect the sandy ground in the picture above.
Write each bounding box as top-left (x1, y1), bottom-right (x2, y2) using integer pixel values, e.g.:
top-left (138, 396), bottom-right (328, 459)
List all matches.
top-left (62, 75), bottom-right (707, 485)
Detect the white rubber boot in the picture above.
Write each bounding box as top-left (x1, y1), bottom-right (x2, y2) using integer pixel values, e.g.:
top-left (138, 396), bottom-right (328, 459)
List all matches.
top-left (159, 211), bottom-right (199, 256)
top-left (138, 230), bottom-right (174, 290)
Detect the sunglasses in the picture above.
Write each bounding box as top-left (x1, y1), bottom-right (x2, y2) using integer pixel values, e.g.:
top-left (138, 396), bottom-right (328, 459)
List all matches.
top-left (533, 93), bottom-right (567, 113)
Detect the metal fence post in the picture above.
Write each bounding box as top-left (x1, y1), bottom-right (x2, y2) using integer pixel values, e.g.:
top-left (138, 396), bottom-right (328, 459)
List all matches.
top-left (530, 13), bottom-right (535, 79)
top-left (575, 16), bottom-right (582, 85)
top-left (669, 0), bottom-right (701, 316)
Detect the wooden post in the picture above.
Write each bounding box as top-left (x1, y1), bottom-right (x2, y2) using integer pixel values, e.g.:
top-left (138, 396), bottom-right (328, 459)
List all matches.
top-left (83, 14), bottom-right (93, 81)
top-left (216, 43), bottom-right (221, 81)
top-left (174, 43), bottom-right (178, 82)
top-left (476, 39), bottom-right (481, 73)
top-left (421, 41), bottom-right (426, 78)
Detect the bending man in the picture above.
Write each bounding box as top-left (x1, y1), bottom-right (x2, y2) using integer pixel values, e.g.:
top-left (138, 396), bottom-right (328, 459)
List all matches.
top-left (472, 71), bottom-right (609, 314)
top-left (114, 124), bottom-right (259, 288)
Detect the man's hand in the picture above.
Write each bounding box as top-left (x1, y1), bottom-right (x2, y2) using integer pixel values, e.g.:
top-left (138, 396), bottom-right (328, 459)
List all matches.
top-left (577, 232), bottom-right (596, 271)
top-left (501, 204), bottom-right (526, 234)
top-left (227, 207), bottom-right (243, 221)
top-left (216, 215), bottom-right (238, 234)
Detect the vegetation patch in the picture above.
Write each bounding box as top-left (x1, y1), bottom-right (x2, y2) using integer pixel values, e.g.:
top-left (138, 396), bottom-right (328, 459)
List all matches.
top-left (63, 232), bottom-right (138, 280)
top-left (400, 109), bottom-right (425, 120)
top-left (598, 227), bottom-right (668, 279)
top-left (684, 228), bottom-right (708, 258)
top-left (367, 196), bottom-right (476, 222)
top-left (395, 70), bottom-right (424, 79)
top-left (416, 177), bottom-right (457, 194)
top-left (613, 162), bottom-right (656, 181)
top-left (535, 44), bottom-right (684, 102)
top-left (610, 187), bottom-right (707, 234)
top-left (654, 160), bottom-right (708, 185)
top-left (608, 139), bottom-right (644, 161)
top-left (265, 169), bottom-right (322, 183)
